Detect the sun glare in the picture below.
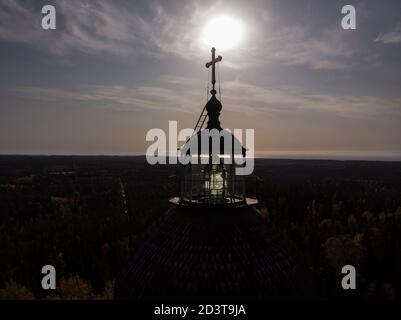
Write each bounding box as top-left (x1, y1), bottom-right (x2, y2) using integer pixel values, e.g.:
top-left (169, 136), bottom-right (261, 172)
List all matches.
top-left (202, 16), bottom-right (244, 51)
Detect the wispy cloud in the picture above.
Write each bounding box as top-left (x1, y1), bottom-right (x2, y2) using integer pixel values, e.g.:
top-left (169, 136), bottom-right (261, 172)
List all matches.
top-left (0, 0), bottom-right (198, 58)
top-left (375, 23), bottom-right (401, 44)
top-left (250, 25), bottom-right (354, 70)
top-left (222, 80), bottom-right (401, 119)
top-left (0, 0), bottom-right (359, 71)
top-left (0, 1), bottom-right (42, 45)
top-left (10, 77), bottom-right (401, 120)
top-left (11, 83), bottom-right (201, 114)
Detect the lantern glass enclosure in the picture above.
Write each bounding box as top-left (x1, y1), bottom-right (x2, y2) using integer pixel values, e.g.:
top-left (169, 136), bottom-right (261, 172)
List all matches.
top-left (179, 130), bottom-right (246, 205)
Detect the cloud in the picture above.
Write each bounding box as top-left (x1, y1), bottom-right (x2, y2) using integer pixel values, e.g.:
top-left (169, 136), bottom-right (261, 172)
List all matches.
top-left (0, 0), bottom-right (358, 71)
top-left (247, 19), bottom-right (355, 70)
top-left (375, 23), bottom-right (401, 44)
top-left (222, 80), bottom-right (401, 119)
top-left (0, 1), bottom-right (42, 45)
top-left (10, 77), bottom-right (401, 121)
top-left (11, 82), bottom-right (202, 114)
top-left (0, 1), bottom-right (191, 58)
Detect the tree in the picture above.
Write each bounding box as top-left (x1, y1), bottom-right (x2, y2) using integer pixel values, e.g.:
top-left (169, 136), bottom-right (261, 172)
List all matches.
top-left (323, 235), bottom-right (367, 271)
top-left (368, 281), bottom-right (396, 300)
top-left (95, 280), bottom-right (114, 300)
top-left (318, 218), bottom-right (335, 241)
top-left (46, 276), bottom-right (94, 300)
top-left (0, 281), bottom-right (35, 300)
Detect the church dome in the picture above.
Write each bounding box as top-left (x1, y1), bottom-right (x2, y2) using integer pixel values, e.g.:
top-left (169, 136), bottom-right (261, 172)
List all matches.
top-left (205, 94), bottom-right (222, 114)
top-left (115, 205), bottom-right (315, 300)
top-left (205, 95), bottom-right (222, 130)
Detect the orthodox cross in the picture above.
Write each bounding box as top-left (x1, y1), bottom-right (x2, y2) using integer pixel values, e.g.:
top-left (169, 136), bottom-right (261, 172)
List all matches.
top-left (205, 47), bottom-right (222, 96)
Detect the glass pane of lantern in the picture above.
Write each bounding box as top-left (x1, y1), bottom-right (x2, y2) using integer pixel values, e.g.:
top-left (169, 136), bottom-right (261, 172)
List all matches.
top-left (208, 164), bottom-right (225, 197)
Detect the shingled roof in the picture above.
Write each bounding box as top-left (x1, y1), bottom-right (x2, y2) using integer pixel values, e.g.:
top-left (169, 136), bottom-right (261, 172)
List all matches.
top-left (115, 205), bottom-right (315, 300)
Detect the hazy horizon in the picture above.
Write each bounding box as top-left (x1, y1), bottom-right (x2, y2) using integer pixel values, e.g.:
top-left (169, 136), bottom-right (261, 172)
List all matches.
top-left (1, 150), bottom-right (401, 162)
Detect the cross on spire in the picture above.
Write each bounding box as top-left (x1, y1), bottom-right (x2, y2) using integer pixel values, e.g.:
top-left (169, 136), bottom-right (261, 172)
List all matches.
top-left (205, 47), bottom-right (222, 96)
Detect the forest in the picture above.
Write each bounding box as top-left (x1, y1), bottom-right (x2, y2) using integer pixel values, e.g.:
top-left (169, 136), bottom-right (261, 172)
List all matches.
top-left (0, 155), bottom-right (400, 299)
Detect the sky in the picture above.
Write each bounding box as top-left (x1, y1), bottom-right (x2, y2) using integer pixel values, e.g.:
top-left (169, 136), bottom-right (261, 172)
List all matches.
top-left (0, 0), bottom-right (400, 160)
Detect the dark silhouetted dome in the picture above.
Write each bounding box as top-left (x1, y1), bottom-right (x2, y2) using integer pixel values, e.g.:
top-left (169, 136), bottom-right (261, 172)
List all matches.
top-left (115, 205), bottom-right (315, 300)
top-left (205, 94), bottom-right (222, 114)
top-left (205, 95), bottom-right (222, 129)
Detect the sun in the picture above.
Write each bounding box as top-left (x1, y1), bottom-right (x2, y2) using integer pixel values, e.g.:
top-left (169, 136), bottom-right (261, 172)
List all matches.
top-left (202, 16), bottom-right (244, 51)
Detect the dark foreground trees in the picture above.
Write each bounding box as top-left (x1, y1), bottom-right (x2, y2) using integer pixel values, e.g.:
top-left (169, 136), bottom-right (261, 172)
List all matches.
top-left (0, 157), bottom-right (400, 299)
